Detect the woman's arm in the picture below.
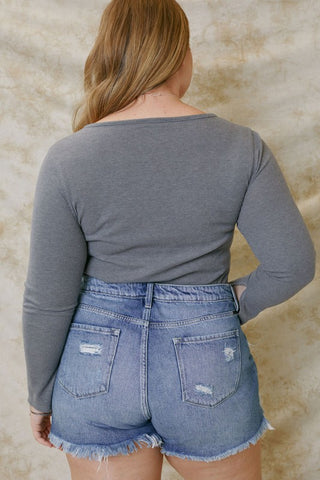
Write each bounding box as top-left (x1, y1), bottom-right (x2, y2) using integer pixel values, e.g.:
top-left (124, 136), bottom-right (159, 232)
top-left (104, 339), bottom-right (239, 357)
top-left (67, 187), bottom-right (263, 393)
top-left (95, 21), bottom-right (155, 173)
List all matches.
top-left (22, 145), bottom-right (88, 412)
top-left (231, 131), bottom-right (316, 324)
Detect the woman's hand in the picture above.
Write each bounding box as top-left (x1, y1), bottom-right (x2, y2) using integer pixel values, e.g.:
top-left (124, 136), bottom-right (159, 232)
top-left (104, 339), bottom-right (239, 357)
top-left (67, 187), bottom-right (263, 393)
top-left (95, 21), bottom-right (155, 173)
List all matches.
top-left (233, 284), bottom-right (246, 302)
top-left (29, 405), bottom-right (54, 448)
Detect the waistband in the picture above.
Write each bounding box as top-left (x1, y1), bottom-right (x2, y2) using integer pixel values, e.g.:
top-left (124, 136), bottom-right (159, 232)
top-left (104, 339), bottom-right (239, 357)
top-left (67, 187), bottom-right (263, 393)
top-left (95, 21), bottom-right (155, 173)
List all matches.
top-left (80, 274), bottom-right (239, 311)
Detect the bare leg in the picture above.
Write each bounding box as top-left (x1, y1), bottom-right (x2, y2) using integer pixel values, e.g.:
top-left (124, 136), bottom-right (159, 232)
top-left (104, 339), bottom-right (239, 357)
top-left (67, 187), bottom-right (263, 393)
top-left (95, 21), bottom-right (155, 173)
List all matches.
top-left (66, 442), bottom-right (164, 480)
top-left (165, 440), bottom-right (262, 480)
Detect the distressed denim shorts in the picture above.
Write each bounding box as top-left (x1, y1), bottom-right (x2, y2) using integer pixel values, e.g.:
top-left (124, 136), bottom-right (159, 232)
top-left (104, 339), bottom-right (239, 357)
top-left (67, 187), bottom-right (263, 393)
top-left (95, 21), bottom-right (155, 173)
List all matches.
top-left (49, 274), bottom-right (274, 462)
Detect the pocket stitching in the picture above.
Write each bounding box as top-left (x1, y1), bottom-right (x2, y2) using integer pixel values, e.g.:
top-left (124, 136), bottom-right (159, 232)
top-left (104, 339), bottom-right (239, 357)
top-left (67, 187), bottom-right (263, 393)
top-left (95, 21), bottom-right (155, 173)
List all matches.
top-left (70, 322), bottom-right (120, 336)
top-left (77, 303), bottom-right (144, 325)
top-left (173, 328), bottom-right (239, 344)
top-left (173, 329), bottom-right (241, 408)
top-left (57, 326), bottom-right (120, 398)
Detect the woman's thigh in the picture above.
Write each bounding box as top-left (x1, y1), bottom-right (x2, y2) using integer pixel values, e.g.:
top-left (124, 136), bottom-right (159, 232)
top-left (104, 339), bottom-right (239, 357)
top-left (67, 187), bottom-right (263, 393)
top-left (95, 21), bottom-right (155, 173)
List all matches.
top-left (165, 440), bottom-right (261, 480)
top-left (66, 443), bottom-right (164, 480)
top-left (66, 440), bottom-right (261, 480)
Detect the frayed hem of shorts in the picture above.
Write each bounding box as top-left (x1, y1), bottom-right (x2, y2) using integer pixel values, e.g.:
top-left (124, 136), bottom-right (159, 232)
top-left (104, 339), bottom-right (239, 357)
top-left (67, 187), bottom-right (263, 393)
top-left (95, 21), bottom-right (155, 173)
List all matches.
top-left (48, 431), bottom-right (163, 461)
top-left (160, 416), bottom-right (275, 463)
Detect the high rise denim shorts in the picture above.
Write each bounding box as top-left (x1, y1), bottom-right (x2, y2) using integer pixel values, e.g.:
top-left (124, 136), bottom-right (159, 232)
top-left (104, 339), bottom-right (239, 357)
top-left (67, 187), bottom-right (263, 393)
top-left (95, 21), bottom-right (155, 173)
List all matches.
top-left (49, 274), bottom-right (274, 463)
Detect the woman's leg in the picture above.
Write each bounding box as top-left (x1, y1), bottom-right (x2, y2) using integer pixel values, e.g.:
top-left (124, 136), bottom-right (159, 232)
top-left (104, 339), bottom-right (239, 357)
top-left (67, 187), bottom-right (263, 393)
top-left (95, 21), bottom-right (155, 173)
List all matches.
top-left (66, 443), bottom-right (164, 480)
top-left (66, 439), bottom-right (261, 480)
top-left (165, 440), bottom-right (262, 480)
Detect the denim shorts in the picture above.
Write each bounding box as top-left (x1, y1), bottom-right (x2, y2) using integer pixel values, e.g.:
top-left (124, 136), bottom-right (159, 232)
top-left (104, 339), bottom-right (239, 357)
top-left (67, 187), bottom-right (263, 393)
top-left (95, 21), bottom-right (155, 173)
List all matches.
top-left (49, 274), bottom-right (274, 462)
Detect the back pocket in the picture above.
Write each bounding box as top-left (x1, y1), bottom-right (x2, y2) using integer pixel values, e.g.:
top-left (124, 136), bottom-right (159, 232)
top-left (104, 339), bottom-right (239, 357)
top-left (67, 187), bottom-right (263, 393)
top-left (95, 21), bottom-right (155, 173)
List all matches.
top-left (173, 329), bottom-right (241, 407)
top-left (57, 323), bottom-right (120, 398)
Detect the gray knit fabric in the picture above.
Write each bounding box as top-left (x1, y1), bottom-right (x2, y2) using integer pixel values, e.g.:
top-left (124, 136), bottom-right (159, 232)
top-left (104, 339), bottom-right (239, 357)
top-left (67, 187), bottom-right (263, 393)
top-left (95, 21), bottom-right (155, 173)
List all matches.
top-left (22, 113), bottom-right (315, 411)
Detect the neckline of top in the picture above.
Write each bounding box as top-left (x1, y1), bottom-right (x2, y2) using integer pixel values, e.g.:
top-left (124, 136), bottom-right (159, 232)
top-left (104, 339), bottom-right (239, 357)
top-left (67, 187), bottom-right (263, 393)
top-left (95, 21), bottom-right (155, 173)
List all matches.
top-left (83, 113), bottom-right (217, 128)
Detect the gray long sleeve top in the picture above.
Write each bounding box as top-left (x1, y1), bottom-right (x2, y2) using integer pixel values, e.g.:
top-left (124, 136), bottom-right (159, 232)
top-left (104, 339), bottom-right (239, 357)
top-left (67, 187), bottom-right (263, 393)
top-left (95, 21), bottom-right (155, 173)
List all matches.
top-left (22, 113), bottom-right (316, 411)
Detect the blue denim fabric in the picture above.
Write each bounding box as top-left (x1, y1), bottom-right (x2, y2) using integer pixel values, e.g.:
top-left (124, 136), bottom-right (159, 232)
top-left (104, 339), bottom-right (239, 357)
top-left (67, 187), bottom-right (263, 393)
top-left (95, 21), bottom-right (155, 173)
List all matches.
top-left (49, 274), bottom-right (274, 462)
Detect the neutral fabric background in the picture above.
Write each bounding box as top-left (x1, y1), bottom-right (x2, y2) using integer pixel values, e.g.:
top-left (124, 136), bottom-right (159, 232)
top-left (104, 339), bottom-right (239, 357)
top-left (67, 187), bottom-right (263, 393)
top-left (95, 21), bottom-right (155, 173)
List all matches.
top-left (1, 1), bottom-right (319, 478)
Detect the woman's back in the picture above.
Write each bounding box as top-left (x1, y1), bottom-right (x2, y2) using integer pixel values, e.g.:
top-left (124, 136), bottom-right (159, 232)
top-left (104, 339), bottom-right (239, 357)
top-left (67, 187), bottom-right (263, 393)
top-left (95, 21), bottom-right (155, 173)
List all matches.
top-left (53, 113), bottom-right (247, 286)
top-left (23, 113), bottom-right (315, 332)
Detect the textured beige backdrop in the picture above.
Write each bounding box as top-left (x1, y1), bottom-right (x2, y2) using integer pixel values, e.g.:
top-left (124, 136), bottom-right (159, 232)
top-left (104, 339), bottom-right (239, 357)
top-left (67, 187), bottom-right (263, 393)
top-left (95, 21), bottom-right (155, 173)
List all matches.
top-left (1, 0), bottom-right (319, 479)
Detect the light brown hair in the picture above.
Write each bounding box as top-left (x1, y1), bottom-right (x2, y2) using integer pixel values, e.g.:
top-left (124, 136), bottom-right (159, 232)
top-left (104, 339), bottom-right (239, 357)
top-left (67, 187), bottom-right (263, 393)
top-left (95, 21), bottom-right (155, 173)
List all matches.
top-left (72, 0), bottom-right (190, 132)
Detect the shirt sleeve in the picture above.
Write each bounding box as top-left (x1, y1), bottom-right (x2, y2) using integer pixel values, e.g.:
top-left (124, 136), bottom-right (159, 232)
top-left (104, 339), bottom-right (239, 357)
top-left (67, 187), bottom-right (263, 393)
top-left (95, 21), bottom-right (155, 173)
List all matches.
top-left (22, 146), bottom-right (88, 412)
top-left (231, 130), bottom-right (316, 325)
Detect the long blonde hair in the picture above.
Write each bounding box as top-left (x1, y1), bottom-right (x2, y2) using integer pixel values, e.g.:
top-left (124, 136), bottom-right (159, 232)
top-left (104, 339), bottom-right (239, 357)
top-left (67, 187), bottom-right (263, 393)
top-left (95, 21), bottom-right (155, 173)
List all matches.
top-left (72, 0), bottom-right (190, 132)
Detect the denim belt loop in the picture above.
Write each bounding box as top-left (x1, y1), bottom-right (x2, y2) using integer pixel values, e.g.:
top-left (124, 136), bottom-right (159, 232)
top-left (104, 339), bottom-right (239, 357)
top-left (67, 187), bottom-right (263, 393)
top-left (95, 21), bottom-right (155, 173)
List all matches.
top-left (230, 284), bottom-right (240, 313)
top-left (145, 282), bottom-right (154, 309)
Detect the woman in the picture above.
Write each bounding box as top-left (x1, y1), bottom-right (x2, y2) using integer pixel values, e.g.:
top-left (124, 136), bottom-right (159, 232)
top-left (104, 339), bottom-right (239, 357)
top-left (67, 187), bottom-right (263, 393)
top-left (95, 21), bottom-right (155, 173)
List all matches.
top-left (22, 0), bottom-right (315, 479)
